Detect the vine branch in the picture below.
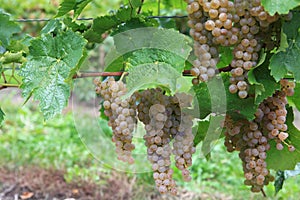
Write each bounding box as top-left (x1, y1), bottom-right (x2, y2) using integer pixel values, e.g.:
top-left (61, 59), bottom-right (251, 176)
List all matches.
top-left (73, 66), bottom-right (233, 79)
top-left (0, 66), bottom-right (232, 90)
top-left (0, 65), bottom-right (295, 90)
top-left (72, 71), bottom-right (125, 78)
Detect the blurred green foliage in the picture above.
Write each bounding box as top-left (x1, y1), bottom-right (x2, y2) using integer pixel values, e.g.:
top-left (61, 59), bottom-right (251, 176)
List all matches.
top-left (0, 92), bottom-right (110, 182)
top-left (0, 0), bottom-right (122, 18)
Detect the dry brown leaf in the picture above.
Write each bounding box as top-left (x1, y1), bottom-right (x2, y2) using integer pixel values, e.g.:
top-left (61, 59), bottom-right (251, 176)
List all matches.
top-left (20, 192), bottom-right (34, 199)
top-left (72, 188), bottom-right (79, 195)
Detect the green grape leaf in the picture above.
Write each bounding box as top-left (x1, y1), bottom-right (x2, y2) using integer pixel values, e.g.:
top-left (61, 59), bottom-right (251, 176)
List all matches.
top-left (63, 17), bottom-right (88, 33)
top-left (274, 170), bottom-right (285, 195)
top-left (112, 27), bottom-right (155, 55)
top-left (114, 28), bottom-right (191, 60)
top-left (116, 6), bottom-right (136, 21)
top-left (0, 13), bottom-right (21, 48)
top-left (67, 48), bottom-right (88, 82)
top-left (255, 49), bottom-right (267, 68)
top-left (194, 120), bottom-right (209, 147)
top-left (112, 17), bottom-right (158, 35)
top-left (266, 107), bottom-right (300, 170)
top-left (261, 0), bottom-right (300, 15)
top-left (107, 27), bottom-right (188, 72)
top-left (127, 48), bottom-right (186, 73)
top-left (83, 29), bottom-right (103, 43)
top-left (128, 0), bottom-right (143, 8)
top-left (288, 83), bottom-right (300, 111)
top-left (56, 0), bottom-right (92, 18)
top-left (157, 18), bottom-right (177, 29)
top-left (216, 46), bottom-right (233, 69)
top-left (0, 107), bottom-right (5, 125)
top-left (173, 76), bottom-right (193, 93)
top-left (278, 31), bottom-right (289, 52)
top-left (125, 63), bottom-right (181, 98)
top-left (83, 16), bottom-right (118, 43)
top-left (193, 82), bottom-right (214, 119)
top-left (269, 12), bottom-right (300, 82)
top-left (91, 16), bottom-right (119, 34)
top-left (41, 19), bottom-right (62, 35)
top-left (193, 74), bottom-right (257, 120)
top-left (281, 12), bottom-right (300, 40)
top-left (104, 52), bottom-right (126, 72)
top-left (84, 5), bottom-right (142, 43)
top-left (269, 56), bottom-right (288, 82)
top-left (73, 0), bottom-right (92, 18)
top-left (105, 28), bottom-right (156, 71)
top-left (19, 30), bottom-right (87, 120)
top-left (56, 0), bottom-right (76, 17)
top-left (248, 60), bottom-right (280, 105)
top-left (194, 115), bottom-right (225, 154)
top-left (7, 39), bottom-right (29, 53)
top-left (150, 29), bottom-right (192, 63)
top-left (201, 115), bottom-right (224, 156)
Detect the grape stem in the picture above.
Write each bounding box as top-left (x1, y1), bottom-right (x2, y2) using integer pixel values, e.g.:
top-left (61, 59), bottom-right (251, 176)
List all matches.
top-left (0, 83), bottom-right (20, 90)
top-left (0, 67), bottom-right (231, 90)
top-left (261, 188), bottom-right (267, 197)
top-left (1, 72), bottom-right (7, 83)
top-left (137, 0), bottom-right (144, 14)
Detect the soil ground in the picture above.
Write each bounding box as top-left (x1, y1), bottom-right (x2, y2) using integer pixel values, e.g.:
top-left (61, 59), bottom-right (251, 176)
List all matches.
top-left (0, 167), bottom-right (233, 200)
top-left (0, 167), bottom-right (125, 200)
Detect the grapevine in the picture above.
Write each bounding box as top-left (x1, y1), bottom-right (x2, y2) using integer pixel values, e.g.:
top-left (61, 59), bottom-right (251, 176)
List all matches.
top-left (0, 0), bottom-right (300, 197)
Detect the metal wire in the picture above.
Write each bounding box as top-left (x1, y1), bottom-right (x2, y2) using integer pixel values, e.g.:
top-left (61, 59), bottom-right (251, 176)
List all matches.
top-left (15, 17), bottom-right (94, 22)
top-left (14, 15), bottom-right (188, 23)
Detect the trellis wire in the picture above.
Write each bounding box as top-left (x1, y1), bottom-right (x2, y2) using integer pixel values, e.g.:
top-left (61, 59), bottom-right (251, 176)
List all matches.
top-left (14, 15), bottom-right (188, 23)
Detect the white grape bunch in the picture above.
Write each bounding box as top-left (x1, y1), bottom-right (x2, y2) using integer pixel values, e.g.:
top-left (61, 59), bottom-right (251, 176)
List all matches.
top-left (185, 0), bottom-right (283, 99)
top-left (95, 77), bottom-right (137, 164)
top-left (223, 81), bottom-right (296, 192)
top-left (135, 89), bottom-right (196, 195)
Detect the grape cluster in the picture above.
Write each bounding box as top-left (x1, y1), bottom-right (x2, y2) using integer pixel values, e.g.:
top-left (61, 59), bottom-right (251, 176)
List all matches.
top-left (172, 112), bottom-right (195, 182)
top-left (239, 123), bottom-right (274, 193)
top-left (186, 0), bottom-right (220, 83)
top-left (135, 88), bottom-right (195, 194)
top-left (224, 117), bottom-right (274, 192)
top-left (144, 103), bottom-right (177, 194)
top-left (229, 0), bottom-right (281, 98)
top-left (257, 80), bottom-right (296, 151)
top-left (185, 0), bottom-right (282, 99)
top-left (95, 77), bottom-right (137, 164)
top-left (224, 81), bottom-right (296, 192)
